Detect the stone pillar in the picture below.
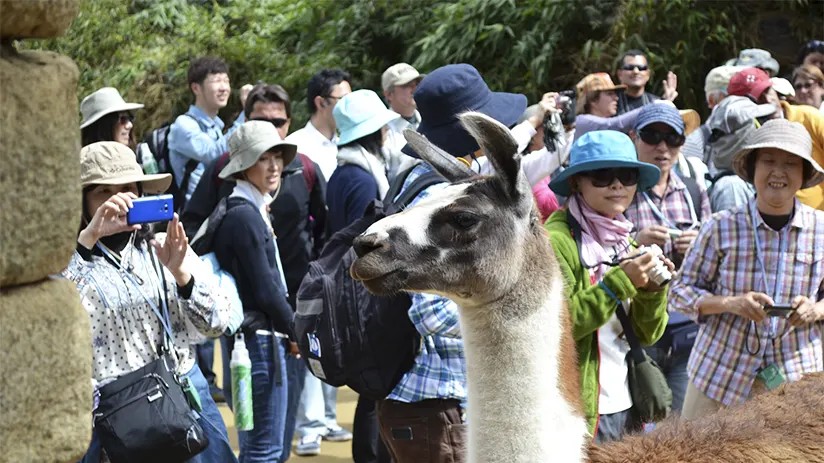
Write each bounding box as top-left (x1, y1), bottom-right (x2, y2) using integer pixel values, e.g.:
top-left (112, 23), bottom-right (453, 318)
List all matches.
top-left (0, 2), bottom-right (91, 462)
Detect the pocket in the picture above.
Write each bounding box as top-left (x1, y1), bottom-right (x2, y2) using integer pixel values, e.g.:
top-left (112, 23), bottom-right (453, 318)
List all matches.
top-left (381, 416), bottom-right (430, 463)
top-left (447, 423), bottom-right (467, 463)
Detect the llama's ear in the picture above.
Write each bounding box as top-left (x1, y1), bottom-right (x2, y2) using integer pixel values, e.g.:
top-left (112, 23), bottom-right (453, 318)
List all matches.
top-left (403, 129), bottom-right (475, 182)
top-left (459, 112), bottom-right (527, 199)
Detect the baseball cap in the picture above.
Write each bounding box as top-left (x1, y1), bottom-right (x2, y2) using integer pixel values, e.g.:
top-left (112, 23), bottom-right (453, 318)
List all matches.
top-left (727, 67), bottom-right (773, 101)
top-left (634, 103), bottom-right (686, 134)
top-left (704, 65), bottom-right (744, 96)
top-left (381, 63), bottom-right (423, 91)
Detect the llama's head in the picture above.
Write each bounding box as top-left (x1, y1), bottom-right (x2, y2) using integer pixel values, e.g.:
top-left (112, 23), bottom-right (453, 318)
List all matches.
top-left (350, 112), bottom-right (543, 307)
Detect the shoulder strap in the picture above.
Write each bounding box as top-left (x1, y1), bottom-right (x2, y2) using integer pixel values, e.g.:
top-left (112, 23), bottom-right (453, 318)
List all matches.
top-left (388, 170), bottom-right (445, 212)
top-left (299, 154), bottom-right (317, 192)
top-left (614, 301), bottom-right (646, 363)
top-left (681, 175), bottom-right (703, 222)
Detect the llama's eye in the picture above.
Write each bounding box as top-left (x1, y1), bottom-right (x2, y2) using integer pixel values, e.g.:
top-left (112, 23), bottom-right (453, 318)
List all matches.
top-left (450, 212), bottom-right (479, 230)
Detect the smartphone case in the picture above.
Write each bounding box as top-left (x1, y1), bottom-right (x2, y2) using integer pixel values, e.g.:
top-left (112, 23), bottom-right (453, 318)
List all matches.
top-left (127, 194), bottom-right (174, 225)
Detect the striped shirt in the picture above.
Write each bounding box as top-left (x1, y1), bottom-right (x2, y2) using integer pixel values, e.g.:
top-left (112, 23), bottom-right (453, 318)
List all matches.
top-left (669, 198), bottom-right (824, 406)
top-left (387, 162), bottom-right (467, 404)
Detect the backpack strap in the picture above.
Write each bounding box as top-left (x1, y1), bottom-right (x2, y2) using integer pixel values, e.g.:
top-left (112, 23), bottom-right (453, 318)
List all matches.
top-left (388, 170), bottom-right (446, 212)
top-left (299, 154), bottom-right (317, 192)
top-left (680, 175), bottom-right (703, 222)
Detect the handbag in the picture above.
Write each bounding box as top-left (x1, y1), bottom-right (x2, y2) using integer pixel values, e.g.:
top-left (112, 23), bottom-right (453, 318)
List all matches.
top-left (93, 245), bottom-right (209, 463)
top-left (614, 301), bottom-right (673, 425)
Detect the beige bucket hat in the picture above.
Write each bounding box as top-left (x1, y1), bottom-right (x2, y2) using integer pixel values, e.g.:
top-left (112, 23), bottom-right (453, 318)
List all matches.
top-left (80, 87), bottom-right (144, 129)
top-left (80, 142), bottom-right (172, 194)
top-left (732, 119), bottom-right (824, 189)
top-left (219, 121), bottom-right (298, 180)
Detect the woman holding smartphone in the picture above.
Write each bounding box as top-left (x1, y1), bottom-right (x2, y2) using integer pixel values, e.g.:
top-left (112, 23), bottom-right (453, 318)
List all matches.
top-left (545, 130), bottom-right (671, 442)
top-left (670, 119), bottom-right (824, 420)
top-left (66, 141), bottom-right (237, 462)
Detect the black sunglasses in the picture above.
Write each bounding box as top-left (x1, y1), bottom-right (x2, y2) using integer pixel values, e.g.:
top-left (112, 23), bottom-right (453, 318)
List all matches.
top-left (638, 129), bottom-right (685, 147)
top-left (117, 112), bottom-right (135, 125)
top-left (620, 64), bottom-right (649, 72)
top-left (583, 168), bottom-right (639, 188)
top-left (251, 117), bottom-right (289, 128)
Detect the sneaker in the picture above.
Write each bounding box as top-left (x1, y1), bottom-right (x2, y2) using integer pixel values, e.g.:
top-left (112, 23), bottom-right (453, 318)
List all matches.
top-left (295, 435), bottom-right (321, 456)
top-left (322, 426), bottom-right (353, 442)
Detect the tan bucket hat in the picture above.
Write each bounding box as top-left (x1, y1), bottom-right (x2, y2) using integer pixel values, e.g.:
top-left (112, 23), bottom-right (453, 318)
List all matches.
top-left (80, 142), bottom-right (172, 194)
top-left (732, 119), bottom-right (824, 189)
top-left (80, 87), bottom-right (144, 129)
top-left (575, 73), bottom-right (626, 114)
top-left (219, 121), bottom-right (298, 180)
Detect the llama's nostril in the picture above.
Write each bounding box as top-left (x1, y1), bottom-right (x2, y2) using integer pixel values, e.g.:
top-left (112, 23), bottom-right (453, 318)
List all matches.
top-left (353, 234), bottom-right (385, 258)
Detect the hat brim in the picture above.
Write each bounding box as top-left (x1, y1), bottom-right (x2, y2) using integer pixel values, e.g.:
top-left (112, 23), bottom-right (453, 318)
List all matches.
top-left (85, 172), bottom-right (172, 195)
top-left (402, 91), bottom-right (527, 158)
top-left (80, 102), bottom-right (145, 129)
top-left (337, 110), bottom-right (400, 146)
top-left (732, 142), bottom-right (824, 190)
top-left (219, 141), bottom-right (298, 180)
top-left (549, 160), bottom-right (661, 197)
top-left (392, 73), bottom-right (425, 88)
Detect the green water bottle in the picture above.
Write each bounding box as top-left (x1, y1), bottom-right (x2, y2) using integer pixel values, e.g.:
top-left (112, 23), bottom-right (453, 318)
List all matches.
top-left (231, 333), bottom-right (254, 431)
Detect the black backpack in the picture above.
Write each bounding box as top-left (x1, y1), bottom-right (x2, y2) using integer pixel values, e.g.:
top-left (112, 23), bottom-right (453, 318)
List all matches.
top-left (138, 114), bottom-right (199, 212)
top-left (294, 168), bottom-right (444, 400)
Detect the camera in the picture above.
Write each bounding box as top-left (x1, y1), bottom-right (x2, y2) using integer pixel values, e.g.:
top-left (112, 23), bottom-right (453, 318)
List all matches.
top-left (639, 244), bottom-right (672, 286)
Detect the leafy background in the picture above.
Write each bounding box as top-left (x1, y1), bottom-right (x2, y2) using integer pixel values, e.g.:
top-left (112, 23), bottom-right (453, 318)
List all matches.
top-left (28, 0), bottom-right (824, 140)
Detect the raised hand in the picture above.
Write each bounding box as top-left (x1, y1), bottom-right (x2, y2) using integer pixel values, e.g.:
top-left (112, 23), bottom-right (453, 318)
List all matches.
top-left (662, 71), bottom-right (678, 101)
top-left (78, 192), bottom-right (140, 249)
top-left (152, 213), bottom-right (191, 286)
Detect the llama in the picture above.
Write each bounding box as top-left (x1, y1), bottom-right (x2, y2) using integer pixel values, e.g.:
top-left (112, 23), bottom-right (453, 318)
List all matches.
top-left (351, 111), bottom-right (588, 462)
top-left (350, 112), bottom-right (824, 463)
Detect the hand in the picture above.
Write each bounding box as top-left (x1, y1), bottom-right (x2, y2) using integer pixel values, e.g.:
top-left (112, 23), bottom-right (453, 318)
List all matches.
top-left (529, 92), bottom-right (560, 128)
top-left (643, 254), bottom-right (676, 291)
top-left (729, 292), bottom-right (773, 322)
top-left (673, 229), bottom-right (699, 255)
top-left (151, 214), bottom-right (191, 286)
top-left (662, 71), bottom-right (678, 101)
top-left (635, 225), bottom-right (669, 247)
top-left (239, 83), bottom-right (254, 108)
top-left (288, 341), bottom-right (301, 358)
top-left (78, 192), bottom-right (140, 249)
top-left (619, 251), bottom-right (656, 289)
top-left (788, 296), bottom-right (824, 327)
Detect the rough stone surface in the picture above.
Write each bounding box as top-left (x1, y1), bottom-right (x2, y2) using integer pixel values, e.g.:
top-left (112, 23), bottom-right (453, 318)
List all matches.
top-left (0, 277), bottom-right (92, 463)
top-left (0, 46), bottom-right (81, 287)
top-left (0, 0), bottom-right (79, 39)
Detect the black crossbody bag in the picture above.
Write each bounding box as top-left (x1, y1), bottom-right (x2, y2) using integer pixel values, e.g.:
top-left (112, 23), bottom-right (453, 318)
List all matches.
top-left (93, 246), bottom-right (209, 463)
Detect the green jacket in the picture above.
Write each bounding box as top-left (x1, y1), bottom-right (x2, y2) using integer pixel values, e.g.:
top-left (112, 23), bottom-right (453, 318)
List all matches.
top-left (545, 209), bottom-right (668, 435)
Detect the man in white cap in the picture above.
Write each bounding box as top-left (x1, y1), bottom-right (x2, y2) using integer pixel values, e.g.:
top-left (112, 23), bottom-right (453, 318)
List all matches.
top-left (382, 63), bottom-right (425, 182)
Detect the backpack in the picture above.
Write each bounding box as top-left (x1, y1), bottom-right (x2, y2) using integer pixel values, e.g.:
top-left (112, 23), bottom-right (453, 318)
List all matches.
top-left (190, 197), bottom-right (244, 335)
top-left (680, 175), bottom-right (704, 222)
top-left (294, 169), bottom-right (444, 400)
top-left (137, 114), bottom-right (200, 212)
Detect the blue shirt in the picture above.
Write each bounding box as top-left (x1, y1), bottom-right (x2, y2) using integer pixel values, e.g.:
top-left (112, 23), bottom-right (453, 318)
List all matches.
top-left (386, 163), bottom-right (467, 404)
top-left (168, 105), bottom-right (228, 202)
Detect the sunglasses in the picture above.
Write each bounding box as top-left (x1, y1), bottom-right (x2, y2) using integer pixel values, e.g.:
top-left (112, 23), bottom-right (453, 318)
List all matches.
top-left (582, 168), bottom-right (639, 188)
top-left (251, 117), bottom-right (289, 128)
top-left (620, 64), bottom-right (649, 72)
top-left (117, 113), bottom-right (135, 125)
top-left (638, 129), bottom-right (685, 147)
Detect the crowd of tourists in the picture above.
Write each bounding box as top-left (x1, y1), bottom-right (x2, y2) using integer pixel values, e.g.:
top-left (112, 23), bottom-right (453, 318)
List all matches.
top-left (68, 38), bottom-right (824, 462)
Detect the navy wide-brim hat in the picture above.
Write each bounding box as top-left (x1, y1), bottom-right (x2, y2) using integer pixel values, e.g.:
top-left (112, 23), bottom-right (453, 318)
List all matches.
top-left (549, 130), bottom-right (661, 197)
top-left (402, 63), bottom-right (527, 158)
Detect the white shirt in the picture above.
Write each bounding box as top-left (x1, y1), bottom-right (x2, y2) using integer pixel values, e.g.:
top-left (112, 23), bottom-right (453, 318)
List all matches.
top-left (384, 110), bottom-right (422, 182)
top-left (286, 120), bottom-right (338, 181)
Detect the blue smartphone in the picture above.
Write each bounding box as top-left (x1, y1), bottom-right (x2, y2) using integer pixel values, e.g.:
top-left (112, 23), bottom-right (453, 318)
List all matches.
top-left (127, 194), bottom-right (174, 225)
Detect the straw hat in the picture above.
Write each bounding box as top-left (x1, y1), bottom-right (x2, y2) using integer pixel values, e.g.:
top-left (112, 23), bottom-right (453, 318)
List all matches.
top-left (80, 142), bottom-right (171, 194)
top-left (732, 119), bottom-right (824, 189)
top-left (80, 87), bottom-right (144, 129)
top-left (219, 121), bottom-right (298, 180)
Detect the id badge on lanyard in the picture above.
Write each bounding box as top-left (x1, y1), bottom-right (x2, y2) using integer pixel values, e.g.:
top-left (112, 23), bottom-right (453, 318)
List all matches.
top-left (751, 210), bottom-right (790, 338)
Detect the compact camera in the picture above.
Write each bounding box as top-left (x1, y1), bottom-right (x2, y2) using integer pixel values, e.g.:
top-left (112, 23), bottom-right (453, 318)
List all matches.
top-left (639, 244), bottom-right (672, 286)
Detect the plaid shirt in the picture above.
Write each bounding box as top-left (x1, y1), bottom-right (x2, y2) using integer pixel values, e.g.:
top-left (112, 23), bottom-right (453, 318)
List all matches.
top-left (669, 198), bottom-right (824, 406)
top-left (387, 163), bottom-right (467, 404)
top-left (623, 172), bottom-right (712, 261)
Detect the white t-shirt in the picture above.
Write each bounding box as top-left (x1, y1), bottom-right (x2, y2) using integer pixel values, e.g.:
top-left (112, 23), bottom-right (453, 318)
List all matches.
top-left (597, 305), bottom-right (633, 415)
top-left (285, 121), bottom-right (338, 181)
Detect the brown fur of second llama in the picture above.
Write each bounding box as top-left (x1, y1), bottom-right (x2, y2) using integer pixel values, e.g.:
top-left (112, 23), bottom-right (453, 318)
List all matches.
top-left (349, 111), bottom-right (824, 463)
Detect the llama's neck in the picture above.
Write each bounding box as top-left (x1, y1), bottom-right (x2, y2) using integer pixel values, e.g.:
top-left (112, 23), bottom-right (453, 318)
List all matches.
top-left (457, 270), bottom-right (587, 463)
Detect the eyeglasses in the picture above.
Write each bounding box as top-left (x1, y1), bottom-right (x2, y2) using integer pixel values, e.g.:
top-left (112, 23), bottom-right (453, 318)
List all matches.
top-left (117, 113), bottom-right (134, 125)
top-left (250, 117), bottom-right (289, 128)
top-left (638, 129), bottom-right (685, 147)
top-left (620, 64), bottom-right (649, 72)
top-left (582, 168), bottom-right (639, 188)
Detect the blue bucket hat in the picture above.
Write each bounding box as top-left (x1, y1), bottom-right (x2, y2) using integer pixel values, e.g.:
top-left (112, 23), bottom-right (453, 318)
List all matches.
top-left (334, 89), bottom-right (399, 146)
top-left (549, 130), bottom-right (660, 197)
top-left (634, 103), bottom-right (685, 134)
top-left (402, 63), bottom-right (527, 158)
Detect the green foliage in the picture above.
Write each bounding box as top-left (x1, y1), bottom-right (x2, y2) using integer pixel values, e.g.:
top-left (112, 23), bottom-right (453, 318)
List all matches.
top-left (28, 0), bottom-right (822, 139)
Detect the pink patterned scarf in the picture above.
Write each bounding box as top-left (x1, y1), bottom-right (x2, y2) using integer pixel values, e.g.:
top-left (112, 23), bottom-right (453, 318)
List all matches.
top-left (567, 194), bottom-right (634, 282)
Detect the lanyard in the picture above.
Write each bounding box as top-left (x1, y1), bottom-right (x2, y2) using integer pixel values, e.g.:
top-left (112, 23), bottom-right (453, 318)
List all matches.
top-left (641, 182), bottom-right (698, 229)
top-left (751, 206), bottom-right (790, 338)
